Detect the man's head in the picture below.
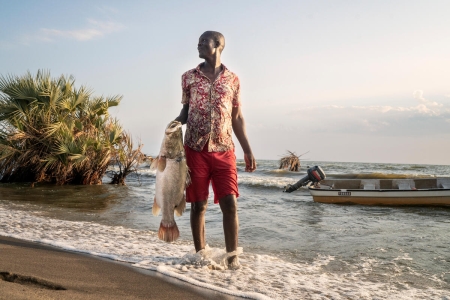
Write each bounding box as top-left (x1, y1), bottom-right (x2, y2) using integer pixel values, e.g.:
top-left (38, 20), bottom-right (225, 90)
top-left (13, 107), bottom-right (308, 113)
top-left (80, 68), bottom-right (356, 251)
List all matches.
top-left (197, 31), bottom-right (225, 59)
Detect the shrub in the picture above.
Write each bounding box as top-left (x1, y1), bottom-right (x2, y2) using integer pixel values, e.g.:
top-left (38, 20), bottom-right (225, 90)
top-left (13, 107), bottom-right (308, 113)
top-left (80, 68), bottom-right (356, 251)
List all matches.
top-left (279, 150), bottom-right (306, 172)
top-left (0, 70), bottom-right (141, 185)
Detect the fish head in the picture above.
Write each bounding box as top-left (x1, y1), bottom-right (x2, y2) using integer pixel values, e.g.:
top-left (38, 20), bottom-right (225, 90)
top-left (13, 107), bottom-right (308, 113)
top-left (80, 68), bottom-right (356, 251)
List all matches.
top-left (162, 121), bottom-right (184, 158)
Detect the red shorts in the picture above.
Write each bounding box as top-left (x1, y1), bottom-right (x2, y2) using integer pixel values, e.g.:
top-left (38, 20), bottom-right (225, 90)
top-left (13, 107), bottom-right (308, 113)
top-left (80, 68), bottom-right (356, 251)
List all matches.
top-left (185, 144), bottom-right (239, 204)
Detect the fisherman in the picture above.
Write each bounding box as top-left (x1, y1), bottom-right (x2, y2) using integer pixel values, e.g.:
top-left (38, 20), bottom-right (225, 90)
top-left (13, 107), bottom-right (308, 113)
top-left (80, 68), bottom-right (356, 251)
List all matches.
top-left (175, 31), bottom-right (256, 269)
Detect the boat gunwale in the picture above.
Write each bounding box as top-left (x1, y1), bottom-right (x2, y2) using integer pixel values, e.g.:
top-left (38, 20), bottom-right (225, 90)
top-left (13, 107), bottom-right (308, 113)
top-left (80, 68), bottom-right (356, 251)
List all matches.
top-left (308, 187), bottom-right (450, 192)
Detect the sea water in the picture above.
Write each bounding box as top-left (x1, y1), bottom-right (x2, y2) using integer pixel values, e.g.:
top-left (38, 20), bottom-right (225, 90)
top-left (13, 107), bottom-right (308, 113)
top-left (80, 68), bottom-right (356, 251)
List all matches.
top-left (0, 160), bottom-right (449, 299)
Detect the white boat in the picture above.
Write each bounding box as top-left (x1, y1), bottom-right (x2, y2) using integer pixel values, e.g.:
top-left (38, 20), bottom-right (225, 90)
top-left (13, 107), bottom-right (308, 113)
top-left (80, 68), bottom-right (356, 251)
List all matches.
top-left (308, 178), bottom-right (450, 206)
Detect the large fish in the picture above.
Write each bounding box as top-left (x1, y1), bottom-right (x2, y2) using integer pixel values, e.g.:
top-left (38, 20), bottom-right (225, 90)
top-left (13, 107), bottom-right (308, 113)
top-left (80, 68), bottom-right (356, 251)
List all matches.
top-left (151, 120), bottom-right (189, 242)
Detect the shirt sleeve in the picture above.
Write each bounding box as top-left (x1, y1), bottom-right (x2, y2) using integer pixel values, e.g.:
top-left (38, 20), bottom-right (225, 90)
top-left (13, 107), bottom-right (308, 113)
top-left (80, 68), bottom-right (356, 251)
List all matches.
top-left (181, 73), bottom-right (190, 104)
top-left (232, 76), bottom-right (241, 107)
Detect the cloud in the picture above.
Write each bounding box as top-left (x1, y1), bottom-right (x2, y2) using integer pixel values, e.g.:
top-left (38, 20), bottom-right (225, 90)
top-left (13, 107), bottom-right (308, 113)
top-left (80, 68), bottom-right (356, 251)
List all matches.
top-left (299, 91), bottom-right (449, 117)
top-left (21, 19), bottom-right (123, 44)
top-left (288, 91), bottom-right (450, 135)
top-left (351, 105), bottom-right (402, 113)
top-left (412, 90), bottom-right (442, 108)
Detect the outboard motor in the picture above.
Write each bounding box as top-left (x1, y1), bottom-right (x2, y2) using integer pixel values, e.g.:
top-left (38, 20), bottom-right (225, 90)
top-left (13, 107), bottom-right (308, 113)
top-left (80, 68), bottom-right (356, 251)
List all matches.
top-left (283, 166), bottom-right (326, 193)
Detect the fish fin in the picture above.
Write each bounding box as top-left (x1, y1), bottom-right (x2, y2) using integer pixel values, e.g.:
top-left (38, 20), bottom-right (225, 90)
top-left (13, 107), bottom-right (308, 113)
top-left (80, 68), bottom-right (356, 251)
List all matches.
top-left (152, 197), bottom-right (160, 216)
top-left (150, 156), bottom-right (158, 171)
top-left (158, 156), bottom-right (166, 172)
top-left (158, 222), bottom-right (179, 242)
top-left (175, 194), bottom-right (186, 217)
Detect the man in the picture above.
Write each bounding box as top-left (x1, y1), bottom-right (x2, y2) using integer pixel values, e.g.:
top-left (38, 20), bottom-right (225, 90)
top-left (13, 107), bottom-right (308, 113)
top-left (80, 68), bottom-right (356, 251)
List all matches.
top-left (175, 31), bottom-right (256, 269)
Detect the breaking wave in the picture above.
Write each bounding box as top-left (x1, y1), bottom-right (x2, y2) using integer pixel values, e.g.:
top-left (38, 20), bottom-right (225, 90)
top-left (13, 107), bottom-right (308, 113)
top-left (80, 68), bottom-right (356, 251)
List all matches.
top-left (1, 206), bottom-right (448, 300)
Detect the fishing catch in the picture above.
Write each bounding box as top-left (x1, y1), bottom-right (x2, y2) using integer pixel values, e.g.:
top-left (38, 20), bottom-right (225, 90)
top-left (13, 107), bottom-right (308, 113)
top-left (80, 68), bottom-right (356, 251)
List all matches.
top-left (151, 120), bottom-right (189, 242)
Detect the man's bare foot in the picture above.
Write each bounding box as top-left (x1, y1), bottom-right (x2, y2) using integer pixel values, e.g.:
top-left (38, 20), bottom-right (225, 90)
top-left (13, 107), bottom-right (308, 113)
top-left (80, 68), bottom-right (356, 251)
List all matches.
top-left (227, 255), bottom-right (241, 270)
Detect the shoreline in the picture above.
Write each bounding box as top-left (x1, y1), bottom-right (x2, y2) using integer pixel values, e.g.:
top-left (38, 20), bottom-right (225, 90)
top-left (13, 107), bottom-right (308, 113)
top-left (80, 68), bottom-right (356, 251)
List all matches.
top-left (0, 236), bottom-right (239, 300)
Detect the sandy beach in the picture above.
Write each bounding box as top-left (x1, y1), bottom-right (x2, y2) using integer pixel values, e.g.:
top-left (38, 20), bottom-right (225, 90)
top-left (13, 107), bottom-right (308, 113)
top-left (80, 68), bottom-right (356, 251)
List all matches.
top-left (0, 236), bottom-right (236, 300)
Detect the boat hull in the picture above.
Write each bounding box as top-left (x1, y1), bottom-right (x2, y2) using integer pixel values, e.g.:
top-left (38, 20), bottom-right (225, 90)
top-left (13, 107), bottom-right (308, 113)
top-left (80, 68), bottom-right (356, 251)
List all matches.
top-left (309, 188), bottom-right (450, 205)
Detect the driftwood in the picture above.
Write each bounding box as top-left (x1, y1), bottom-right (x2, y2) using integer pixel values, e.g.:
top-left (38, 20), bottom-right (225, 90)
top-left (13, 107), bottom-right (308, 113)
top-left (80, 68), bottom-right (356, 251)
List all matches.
top-left (279, 150), bottom-right (308, 172)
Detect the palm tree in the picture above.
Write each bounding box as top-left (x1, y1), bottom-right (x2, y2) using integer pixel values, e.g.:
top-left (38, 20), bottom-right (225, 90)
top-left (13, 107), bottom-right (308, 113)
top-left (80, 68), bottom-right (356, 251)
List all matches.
top-left (0, 70), bottom-right (141, 185)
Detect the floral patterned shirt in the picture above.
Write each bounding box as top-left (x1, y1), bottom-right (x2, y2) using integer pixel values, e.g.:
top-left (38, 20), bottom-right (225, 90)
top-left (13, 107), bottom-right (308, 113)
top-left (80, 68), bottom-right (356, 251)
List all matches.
top-left (181, 64), bottom-right (241, 152)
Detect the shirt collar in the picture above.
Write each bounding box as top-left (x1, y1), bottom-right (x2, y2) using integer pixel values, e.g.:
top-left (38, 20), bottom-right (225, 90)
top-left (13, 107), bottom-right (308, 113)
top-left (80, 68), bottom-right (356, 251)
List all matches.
top-left (195, 63), bottom-right (228, 79)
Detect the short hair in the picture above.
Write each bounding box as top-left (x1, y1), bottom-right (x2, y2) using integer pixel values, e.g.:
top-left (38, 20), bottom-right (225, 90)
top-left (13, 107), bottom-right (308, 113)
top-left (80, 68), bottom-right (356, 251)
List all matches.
top-left (202, 31), bottom-right (225, 52)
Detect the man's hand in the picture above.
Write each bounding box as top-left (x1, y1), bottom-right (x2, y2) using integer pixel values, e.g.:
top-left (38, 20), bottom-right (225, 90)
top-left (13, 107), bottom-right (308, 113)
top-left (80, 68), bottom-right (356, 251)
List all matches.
top-left (244, 152), bottom-right (256, 172)
top-left (231, 106), bottom-right (255, 172)
top-left (175, 104), bottom-right (189, 125)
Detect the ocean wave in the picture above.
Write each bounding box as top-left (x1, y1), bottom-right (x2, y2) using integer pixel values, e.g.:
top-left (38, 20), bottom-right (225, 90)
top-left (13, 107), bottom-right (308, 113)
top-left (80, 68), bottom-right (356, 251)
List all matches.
top-left (123, 162), bottom-right (448, 191)
top-left (126, 170), bottom-right (440, 189)
top-left (0, 206), bottom-right (448, 300)
top-left (407, 165), bottom-right (427, 170)
top-left (237, 174), bottom-right (299, 189)
top-left (132, 168), bottom-right (300, 188)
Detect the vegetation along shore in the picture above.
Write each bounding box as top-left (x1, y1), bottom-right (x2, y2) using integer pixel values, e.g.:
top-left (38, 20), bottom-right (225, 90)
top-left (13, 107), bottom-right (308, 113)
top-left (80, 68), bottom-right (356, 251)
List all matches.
top-left (0, 70), bottom-right (143, 186)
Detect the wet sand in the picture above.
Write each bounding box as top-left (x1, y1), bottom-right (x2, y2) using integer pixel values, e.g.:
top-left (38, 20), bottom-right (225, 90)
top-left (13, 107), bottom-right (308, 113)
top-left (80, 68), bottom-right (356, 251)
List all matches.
top-left (0, 236), bottom-right (236, 300)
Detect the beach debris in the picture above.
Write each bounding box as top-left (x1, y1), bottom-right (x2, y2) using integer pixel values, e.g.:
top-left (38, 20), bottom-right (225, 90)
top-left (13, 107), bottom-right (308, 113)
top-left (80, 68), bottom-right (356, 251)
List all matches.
top-left (151, 121), bottom-right (189, 242)
top-left (279, 150), bottom-right (308, 172)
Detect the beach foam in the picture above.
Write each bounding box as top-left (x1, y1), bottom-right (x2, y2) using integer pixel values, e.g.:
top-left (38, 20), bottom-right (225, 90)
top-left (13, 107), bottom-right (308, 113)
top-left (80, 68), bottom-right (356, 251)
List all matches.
top-left (1, 205), bottom-right (448, 300)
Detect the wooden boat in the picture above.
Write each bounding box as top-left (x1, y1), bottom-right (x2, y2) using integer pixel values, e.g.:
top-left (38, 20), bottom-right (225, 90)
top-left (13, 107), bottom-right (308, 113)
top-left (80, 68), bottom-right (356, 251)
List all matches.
top-left (308, 178), bottom-right (450, 206)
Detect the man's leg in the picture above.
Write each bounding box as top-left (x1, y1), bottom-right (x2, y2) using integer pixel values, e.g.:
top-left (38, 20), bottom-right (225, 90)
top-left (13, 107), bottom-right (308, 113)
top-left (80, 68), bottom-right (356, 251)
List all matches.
top-left (190, 200), bottom-right (208, 252)
top-left (219, 194), bottom-right (239, 265)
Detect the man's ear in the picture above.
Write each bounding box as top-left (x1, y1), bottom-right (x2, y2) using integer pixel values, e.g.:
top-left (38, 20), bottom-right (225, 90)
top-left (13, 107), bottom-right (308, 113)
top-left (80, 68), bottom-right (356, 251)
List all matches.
top-left (214, 40), bottom-right (221, 48)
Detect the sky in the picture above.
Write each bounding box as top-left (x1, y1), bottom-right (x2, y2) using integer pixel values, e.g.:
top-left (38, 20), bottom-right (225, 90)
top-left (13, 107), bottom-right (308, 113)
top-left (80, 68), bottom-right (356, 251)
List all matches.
top-left (1, 0), bottom-right (450, 165)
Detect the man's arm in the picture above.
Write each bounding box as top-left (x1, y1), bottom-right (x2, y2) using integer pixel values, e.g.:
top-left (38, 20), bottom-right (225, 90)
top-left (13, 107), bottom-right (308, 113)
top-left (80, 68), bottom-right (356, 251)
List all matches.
top-left (232, 106), bottom-right (256, 172)
top-left (175, 104), bottom-right (189, 124)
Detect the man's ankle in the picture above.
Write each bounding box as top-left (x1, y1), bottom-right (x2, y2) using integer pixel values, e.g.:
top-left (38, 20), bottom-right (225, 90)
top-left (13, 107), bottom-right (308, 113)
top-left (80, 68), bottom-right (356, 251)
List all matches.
top-left (227, 255), bottom-right (240, 270)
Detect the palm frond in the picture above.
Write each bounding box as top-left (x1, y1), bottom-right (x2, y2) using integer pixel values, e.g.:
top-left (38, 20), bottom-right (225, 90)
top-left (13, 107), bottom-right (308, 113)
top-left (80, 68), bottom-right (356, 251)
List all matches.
top-left (279, 150), bottom-right (308, 172)
top-left (0, 70), bottom-right (137, 185)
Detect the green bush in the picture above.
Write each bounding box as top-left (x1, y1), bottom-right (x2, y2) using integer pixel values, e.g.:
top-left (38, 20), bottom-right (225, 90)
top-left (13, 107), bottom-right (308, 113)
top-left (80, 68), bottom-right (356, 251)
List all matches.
top-left (0, 70), bottom-right (142, 185)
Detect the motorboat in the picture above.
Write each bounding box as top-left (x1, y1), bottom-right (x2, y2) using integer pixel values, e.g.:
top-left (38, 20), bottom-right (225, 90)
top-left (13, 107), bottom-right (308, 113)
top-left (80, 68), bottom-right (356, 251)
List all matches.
top-left (308, 178), bottom-right (450, 206)
top-left (282, 166), bottom-right (450, 206)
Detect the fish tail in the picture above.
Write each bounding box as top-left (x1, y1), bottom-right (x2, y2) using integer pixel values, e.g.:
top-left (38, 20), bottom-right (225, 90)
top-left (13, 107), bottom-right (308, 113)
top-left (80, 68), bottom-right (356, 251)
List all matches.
top-left (158, 222), bottom-right (180, 242)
